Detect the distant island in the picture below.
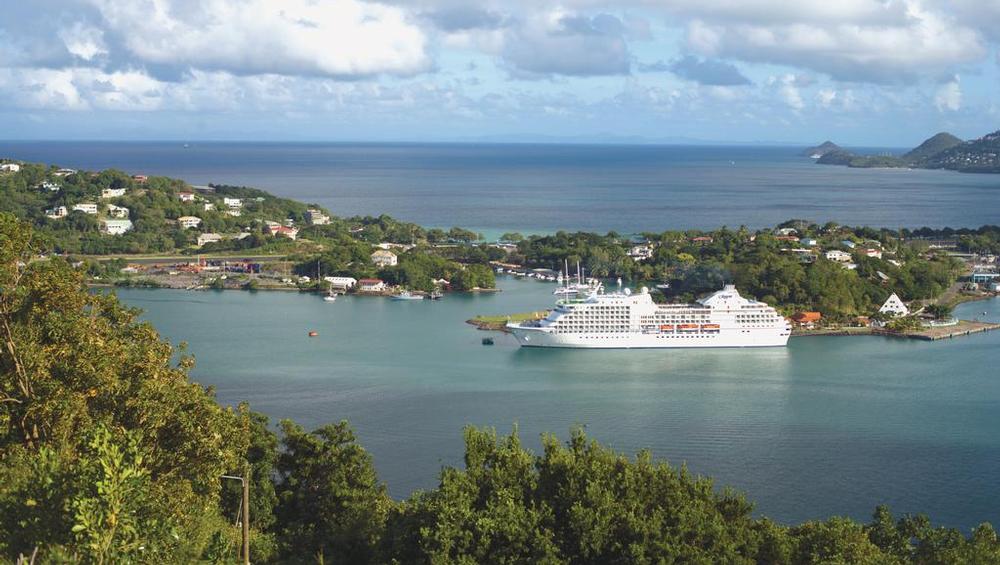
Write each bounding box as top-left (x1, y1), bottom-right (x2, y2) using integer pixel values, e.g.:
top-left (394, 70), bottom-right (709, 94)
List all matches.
top-left (804, 129), bottom-right (1000, 173)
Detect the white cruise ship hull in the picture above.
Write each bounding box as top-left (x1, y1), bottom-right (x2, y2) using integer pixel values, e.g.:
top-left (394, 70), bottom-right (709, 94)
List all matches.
top-left (508, 326), bottom-right (788, 349)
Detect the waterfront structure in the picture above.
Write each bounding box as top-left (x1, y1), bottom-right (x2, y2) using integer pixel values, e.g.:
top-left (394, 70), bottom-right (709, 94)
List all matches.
top-left (371, 249), bottom-right (398, 267)
top-left (507, 285), bottom-right (790, 348)
top-left (100, 219), bottom-right (133, 235)
top-left (358, 278), bottom-right (387, 292)
top-left (45, 206), bottom-right (68, 219)
top-left (72, 203), bottom-right (98, 214)
top-left (197, 233), bottom-right (223, 247)
top-left (878, 293), bottom-right (909, 316)
top-left (324, 276), bottom-right (357, 291)
top-left (971, 271), bottom-right (999, 284)
top-left (178, 216), bottom-right (202, 229)
top-left (306, 209), bottom-right (330, 225)
top-left (791, 311), bottom-right (822, 327)
top-left (101, 188), bottom-right (127, 199)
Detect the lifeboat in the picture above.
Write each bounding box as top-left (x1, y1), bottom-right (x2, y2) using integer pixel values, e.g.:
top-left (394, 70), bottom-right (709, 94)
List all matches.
top-left (701, 324), bottom-right (721, 330)
top-left (678, 324), bottom-right (699, 332)
top-left (659, 324), bottom-right (674, 331)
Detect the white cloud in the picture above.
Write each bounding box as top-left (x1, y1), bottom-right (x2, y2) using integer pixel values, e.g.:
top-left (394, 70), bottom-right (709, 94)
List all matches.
top-left (768, 74), bottom-right (804, 110)
top-left (58, 22), bottom-right (107, 61)
top-left (89, 0), bottom-right (431, 78)
top-left (934, 77), bottom-right (961, 111)
top-left (678, 0), bottom-right (985, 83)
top-left (499, 10), bottom-right (631, 77)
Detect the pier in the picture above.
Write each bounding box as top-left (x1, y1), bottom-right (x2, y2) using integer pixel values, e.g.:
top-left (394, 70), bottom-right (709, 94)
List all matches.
top-left (874, 319), bottom-right (1000, 341)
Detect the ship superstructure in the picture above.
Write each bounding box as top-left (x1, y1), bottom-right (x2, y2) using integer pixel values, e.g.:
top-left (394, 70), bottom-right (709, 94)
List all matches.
top-left (507, 284), bottom-right (790, 348)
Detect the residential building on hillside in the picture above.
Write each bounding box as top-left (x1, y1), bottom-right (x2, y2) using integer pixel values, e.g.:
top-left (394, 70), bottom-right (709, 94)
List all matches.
top-left (825, 250), bottom-right (852, 262)
top-left (45, 206), bottom-right (68, 219)
top-left (178, 216), bottom-right (202, 229)
top-left (106, 204), bottom-right (129, 219)
top-left (305, 209), bottom-right (330, 225)
top-left (101, 188), bottom-right (127, 199)
top-left (0, 163), bottom-right (20, 172)
top-left (371, 249), bottom-right (398, 267)
top-left (72, 203), bottom-right (98, 214)
top-left (178, 191), bottom-right (196, 202)
top-left (100, 219), bottom-right (133, 235)
top-left (197, 233), bottom-right (223, 247)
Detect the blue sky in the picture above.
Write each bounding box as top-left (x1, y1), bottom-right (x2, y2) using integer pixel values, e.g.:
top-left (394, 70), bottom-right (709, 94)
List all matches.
top-left (2, 0), bottom-right (999, 145)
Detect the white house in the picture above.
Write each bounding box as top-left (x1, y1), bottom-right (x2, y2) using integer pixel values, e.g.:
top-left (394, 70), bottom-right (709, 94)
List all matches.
top-left (178, 216), bottom-right (202, 229)
top-left (203, 202), bottom-right (215, 211)
top-left (800, 238), bottom-right (818, 247)
top-left (101, 188), bottom-right (127, 199)
top-left (72, 203), bottom-right (98, 214)
top-left (775, 227), bottom-right (798, 236)
top-left (324, 276), bottom-right (357, 291)
top-left (45, 206), bottom-right (68, 219)
top-left (178, 191), bottom-right (196, 202)
top-left (53, 168), bottom-right (77, 177)
top-left (100, 219), bottom-right (133, 235)
top-left (40, 182), bottom-right (60, 192)
top-left (371, 249), bottom-right (398, 268)
top-left (863, 248), bottom-right (883, 259)
top-left (106, 204), bottom-right (130, 219)
top-left (628, 244), bottom-right (654, 261)
top-left (841, 240), bottom-right (857, 249)
top-left (223, 197), bottom-right (243, 208)
top-left (0, 163), bottom-right (20, 173)
top-left (197, 233), bottom-right (223, 247)
top-left (306, 209), bottom-right (330, 225)
top-left (878, 293), bottom-right (909, 316)
top-left (357, 278), bottom-right (386, 292)
top-left (225, 209), bottom-right (242, 217)
top-left (825, 250), bottom-right (852, 262)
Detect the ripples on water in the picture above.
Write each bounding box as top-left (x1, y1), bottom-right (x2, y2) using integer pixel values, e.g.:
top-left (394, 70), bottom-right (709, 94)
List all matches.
top-left (115, 280), bottom-right (1000, 530)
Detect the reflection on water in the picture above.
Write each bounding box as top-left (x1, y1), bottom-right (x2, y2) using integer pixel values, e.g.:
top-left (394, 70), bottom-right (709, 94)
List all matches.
top-left (114, 280), bottom-right (1000, 530)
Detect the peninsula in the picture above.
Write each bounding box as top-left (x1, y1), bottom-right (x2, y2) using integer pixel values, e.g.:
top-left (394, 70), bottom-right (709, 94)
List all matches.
top-left (807, 128), bottom-right (1000, 173)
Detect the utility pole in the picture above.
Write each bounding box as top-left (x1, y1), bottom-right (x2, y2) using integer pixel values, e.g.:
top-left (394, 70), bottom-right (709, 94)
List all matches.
top-left (242, 462), bottom-right (250, 565)
top-left (221, 469), bottom-right (251, 565)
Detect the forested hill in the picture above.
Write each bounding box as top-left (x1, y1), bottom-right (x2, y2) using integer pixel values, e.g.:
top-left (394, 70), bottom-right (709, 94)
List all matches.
top-left (810, 129), bottom-right (1000, 173)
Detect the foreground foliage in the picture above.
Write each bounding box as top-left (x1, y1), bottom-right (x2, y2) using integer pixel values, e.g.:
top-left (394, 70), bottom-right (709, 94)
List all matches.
top-left (2, 214), bottom-right (998, 563)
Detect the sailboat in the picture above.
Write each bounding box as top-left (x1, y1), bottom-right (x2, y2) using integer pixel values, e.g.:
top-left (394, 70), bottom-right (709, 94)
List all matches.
top-left (318, 260), bottom-right (336, 302)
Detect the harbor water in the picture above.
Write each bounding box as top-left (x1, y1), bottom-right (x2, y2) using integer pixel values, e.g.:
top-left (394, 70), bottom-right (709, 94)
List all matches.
top-left (115, 279), bottom-right (1000, 531)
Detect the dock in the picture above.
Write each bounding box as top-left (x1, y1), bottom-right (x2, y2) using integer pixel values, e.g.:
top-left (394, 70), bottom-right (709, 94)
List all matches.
top-left (875, 319), bottom-right (1000, 341)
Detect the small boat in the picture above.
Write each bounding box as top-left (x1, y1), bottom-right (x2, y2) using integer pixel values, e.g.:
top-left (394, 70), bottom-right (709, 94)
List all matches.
top-left (323, 289), bottom-right (337, 302)
top-left (308, 331), bottom-right (318, 337)
top-left (482, 337), bottom-right (494, 345)
top-left (391, 291), bottom-right (424, 301)
top-left (430, 291), bottom-right (443, 300)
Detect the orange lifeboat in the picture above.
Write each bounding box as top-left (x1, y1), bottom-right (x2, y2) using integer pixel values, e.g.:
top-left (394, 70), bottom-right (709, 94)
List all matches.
top-left (678, 324), bottom-right (699, 332)
top-left (701, 324), bottom-right (720, 330)
top-left (659, 324), bottom-right (674, 331)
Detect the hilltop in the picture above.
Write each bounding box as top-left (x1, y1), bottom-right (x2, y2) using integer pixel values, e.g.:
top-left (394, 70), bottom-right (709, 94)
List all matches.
top-left (902, 132), bottom-right (963, 161)
top-left (807, 129), bottom-right (1000, 173)
top-left (801, 140), bottom-right (842, 157)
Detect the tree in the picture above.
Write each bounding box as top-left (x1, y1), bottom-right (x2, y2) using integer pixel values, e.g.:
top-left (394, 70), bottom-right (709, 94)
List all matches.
top-left (0, 213), bottom-right (247, 561)
top-left (274, 420), bottom-right (392, 563)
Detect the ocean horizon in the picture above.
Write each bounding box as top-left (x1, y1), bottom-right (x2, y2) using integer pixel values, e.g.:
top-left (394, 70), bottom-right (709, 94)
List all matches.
top-left (3, 140), bottom-right (996, 234)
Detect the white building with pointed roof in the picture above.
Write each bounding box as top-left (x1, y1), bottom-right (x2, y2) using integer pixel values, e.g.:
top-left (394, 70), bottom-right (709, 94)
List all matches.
top-left (878, 293), bottom-right (909, 316)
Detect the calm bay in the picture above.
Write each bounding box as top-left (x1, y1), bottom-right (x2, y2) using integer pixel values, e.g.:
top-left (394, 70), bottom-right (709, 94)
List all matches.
top-left (114, 279), bottom-right (1000, 531)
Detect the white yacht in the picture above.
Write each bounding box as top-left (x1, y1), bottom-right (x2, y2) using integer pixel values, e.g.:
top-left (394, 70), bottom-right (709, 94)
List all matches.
top-left (508, 284), bottom-right (790, 349)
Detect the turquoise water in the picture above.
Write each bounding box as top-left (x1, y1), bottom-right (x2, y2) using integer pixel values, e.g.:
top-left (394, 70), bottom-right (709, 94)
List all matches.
top-left (3, 141), bottom-right (999, 231)
top-left (115, 280), bottom-right (1000, 530)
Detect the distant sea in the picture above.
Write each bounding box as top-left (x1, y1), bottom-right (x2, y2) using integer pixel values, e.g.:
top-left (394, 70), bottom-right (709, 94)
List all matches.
top-left (2, 141), bottom-right (999, 233)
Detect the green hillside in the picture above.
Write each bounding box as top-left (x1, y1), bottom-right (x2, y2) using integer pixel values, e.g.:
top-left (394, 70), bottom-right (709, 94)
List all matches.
top-left (902, 132), bottom-right (962, 162)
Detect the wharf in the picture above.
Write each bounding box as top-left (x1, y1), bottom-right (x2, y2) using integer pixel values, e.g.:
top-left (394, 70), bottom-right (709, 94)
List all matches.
top-left (875, 320), bottom-right (1000, 341)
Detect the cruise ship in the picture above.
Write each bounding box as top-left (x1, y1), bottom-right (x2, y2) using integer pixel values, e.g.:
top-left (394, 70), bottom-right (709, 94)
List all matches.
top-left (507, 284), bottom-right (790, 348)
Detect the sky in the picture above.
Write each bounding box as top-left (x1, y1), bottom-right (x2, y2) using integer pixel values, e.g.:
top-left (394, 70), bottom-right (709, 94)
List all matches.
top-left (2, 0), bottom-right (1000, 145)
